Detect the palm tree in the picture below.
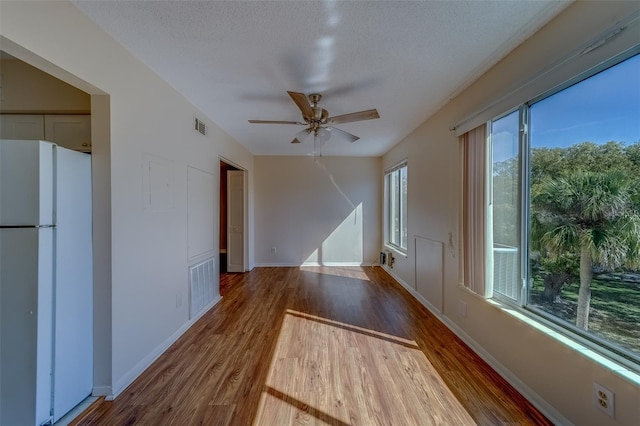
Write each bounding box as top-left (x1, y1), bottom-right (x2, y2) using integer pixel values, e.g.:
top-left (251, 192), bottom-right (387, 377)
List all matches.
top-left (531, 170), bottom-right (640, 330)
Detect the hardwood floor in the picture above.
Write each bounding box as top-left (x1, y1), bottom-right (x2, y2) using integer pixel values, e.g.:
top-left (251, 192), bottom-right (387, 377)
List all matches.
top-left (73, 267), bottom-right (551, 425)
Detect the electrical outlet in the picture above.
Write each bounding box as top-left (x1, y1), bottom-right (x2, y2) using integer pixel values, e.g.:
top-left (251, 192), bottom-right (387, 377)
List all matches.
top-left (271, 246), bottom-right (277, 254)
top-left (593, 382), bottom-right (615, 418)
top-left (458, 300), bottom-right (467, 317)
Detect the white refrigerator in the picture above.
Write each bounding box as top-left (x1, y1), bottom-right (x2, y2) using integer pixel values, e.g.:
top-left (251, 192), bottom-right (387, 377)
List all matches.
top-left (0, 140), bottom-right (93, 425)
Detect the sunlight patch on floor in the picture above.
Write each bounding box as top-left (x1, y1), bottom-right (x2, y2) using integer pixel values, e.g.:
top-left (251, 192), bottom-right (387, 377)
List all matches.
top-left (253, 310), bottom-right (475, 425)
top-left (298, 265), bottom-right (371, 281)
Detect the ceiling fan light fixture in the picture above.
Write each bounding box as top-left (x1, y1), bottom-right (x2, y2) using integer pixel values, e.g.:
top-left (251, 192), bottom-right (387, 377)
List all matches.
top-left (313, 131), bottom-right (330, 158)
top-left (292, 128), bottom-right (312, 144)
top-left (315, 127), bottom-right (331, 144)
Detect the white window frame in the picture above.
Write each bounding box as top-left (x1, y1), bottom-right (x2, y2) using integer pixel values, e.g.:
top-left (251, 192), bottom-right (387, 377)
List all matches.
top-left (486, 107), bottom-right (525, 306)
top-left (384, 161), bottom-right (408, 254)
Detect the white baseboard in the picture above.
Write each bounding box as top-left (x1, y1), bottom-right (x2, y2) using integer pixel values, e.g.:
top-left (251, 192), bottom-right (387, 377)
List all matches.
top-left (108, 295), bottom-right (223, 400)
top-left (382, 267), bottom-right (571, 426)
top-left (92, 386), bottom-right (111, 397)
top-left (254, 262), bottom-right (368, 267)
top-left (382, 265), bottom-right (443, 315)
top-left (254, 263), bottom-right (300, 267)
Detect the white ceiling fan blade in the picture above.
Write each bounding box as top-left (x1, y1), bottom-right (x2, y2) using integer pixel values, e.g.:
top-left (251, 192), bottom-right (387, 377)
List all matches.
top-left (328, 109), bottom-right (379, 125)
top-left (326, 126), bottom-right (359, 143)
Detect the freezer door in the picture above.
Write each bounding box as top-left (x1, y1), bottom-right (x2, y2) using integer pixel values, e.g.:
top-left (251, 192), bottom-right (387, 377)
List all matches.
top-left (0, 227), bottom-right (54, 426)
top-left (52, 146), bottom-right (93, 421)
top-left (0, 140), bottom-right (54, 226)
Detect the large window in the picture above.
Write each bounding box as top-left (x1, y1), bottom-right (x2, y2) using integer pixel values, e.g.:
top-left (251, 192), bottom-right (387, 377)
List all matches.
top-left (386, 162), bottom-right (408, 252)
top-left (488, 53), bottom-right (640, 366)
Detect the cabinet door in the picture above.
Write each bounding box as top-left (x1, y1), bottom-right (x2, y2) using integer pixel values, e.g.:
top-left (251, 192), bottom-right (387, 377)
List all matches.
top-left (44, 115), bottom-right (91, 152)
top-left (0, 114), bottom-right (45, 139)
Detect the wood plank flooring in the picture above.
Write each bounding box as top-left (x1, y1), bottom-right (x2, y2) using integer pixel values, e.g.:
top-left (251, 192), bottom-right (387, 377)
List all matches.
top-left (72, 267), bottom-right (551, 425)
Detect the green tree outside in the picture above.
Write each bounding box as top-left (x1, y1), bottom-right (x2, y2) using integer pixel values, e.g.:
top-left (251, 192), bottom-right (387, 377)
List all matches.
top-left (531, 170), bottom-right (640, 330)
top-left (492, 141), bottom-right (640, 354)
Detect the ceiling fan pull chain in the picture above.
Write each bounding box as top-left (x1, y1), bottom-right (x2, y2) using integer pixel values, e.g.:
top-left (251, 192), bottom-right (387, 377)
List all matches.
top-left (313, 134), bottom-right (319, 157)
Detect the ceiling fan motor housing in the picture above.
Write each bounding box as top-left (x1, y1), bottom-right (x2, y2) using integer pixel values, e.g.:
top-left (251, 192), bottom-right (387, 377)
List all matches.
top-left (310, 107), bottom-right (329, 123)
top-left (308, 93), bottom-right (322, 105)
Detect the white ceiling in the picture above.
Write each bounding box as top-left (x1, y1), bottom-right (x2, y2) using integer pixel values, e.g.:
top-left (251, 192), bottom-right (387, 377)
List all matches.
top-left (73, 0), bottom-right (570, 157)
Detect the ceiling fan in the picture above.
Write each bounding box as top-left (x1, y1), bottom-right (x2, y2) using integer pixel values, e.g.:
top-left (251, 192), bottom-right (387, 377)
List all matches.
top-left (248, 91), bottom-right (380, 146)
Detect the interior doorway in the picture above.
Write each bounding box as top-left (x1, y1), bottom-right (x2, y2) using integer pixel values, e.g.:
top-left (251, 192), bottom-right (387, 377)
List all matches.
top-left (0, 48), bottom-right (104, 424)
top-left (219, 159), bottom-right (246, 274)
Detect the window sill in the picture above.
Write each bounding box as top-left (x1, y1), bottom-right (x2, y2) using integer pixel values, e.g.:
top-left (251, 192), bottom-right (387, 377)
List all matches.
top-left (485, 297), bottom-right (640, 387)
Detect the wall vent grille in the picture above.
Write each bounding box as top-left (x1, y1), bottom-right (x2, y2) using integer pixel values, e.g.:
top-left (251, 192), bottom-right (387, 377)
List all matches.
top-left (189, 257), bottom-right (216, 319)
top-left (194, 116), bottom-right (207, 136)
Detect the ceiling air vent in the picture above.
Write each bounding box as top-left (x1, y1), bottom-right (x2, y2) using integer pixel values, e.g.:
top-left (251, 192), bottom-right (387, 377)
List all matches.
top-left (194, 116), bottom-right (207, 136)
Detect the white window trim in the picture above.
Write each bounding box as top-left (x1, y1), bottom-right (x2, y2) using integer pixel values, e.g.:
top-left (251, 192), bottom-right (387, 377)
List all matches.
top-left (384, 160), bottom-right (408, 254)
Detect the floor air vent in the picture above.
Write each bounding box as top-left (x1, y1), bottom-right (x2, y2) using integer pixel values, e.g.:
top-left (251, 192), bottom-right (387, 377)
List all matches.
top-left (189, 257), bottom-right (216, 318)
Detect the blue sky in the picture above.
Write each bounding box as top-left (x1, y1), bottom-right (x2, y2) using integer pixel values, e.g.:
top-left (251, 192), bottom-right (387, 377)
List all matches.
top-left (530, 53), bottom-right (640, 149)
top-left (491, 54), bottom-right (639, 163)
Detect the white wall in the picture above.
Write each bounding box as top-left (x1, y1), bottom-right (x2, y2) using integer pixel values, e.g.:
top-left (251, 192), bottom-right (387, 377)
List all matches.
top-left (0, 57), bottom-right (90, 113)
top-left (382, 2), bottom-right (640, 425)
top-left (255, 156), bottom-right (381, 267)
top-left (0, 0), bottom-right (254, 398)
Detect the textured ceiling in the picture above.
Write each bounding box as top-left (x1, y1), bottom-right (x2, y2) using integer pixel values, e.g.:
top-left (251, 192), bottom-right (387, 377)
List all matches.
top-left (73, 0), bottom-right (570, 157)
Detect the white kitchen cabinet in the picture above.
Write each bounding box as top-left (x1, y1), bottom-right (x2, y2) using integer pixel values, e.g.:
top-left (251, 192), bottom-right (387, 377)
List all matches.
top-left (0, 114), bottom-right (45, 140)
top-left (44, 115), bottom-right (91, 152)
top-left (0, 114), bottom-right (91, 152)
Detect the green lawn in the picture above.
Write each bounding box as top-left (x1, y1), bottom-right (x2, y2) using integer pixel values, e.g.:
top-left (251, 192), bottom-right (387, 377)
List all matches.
top-left (530, 277), bottom-right (640, 356)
